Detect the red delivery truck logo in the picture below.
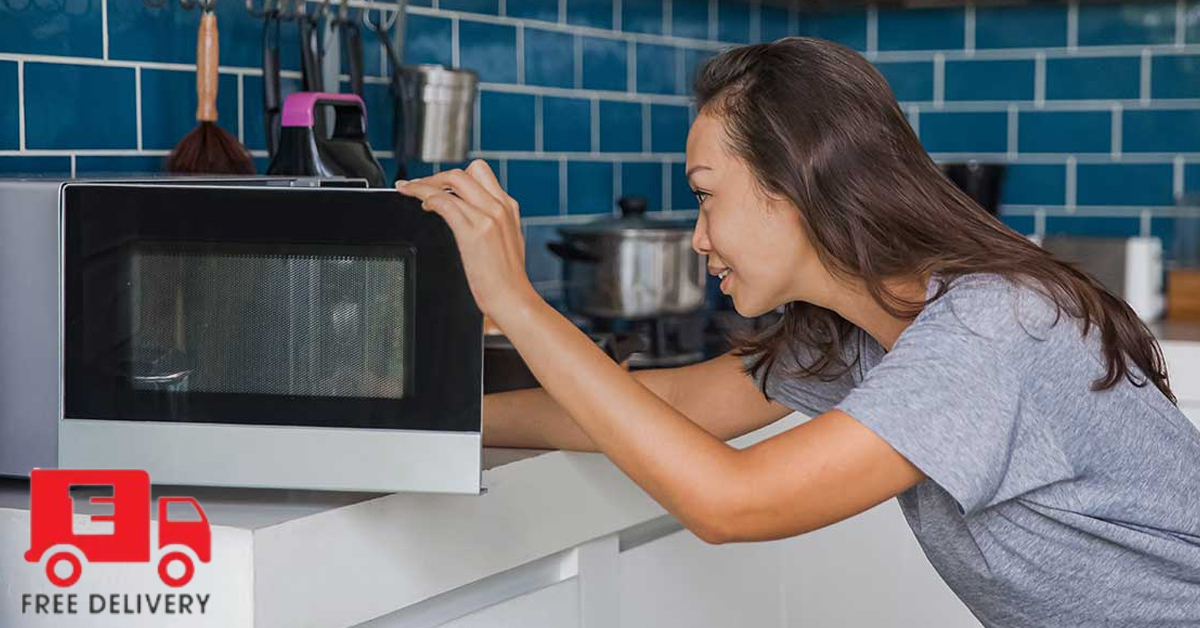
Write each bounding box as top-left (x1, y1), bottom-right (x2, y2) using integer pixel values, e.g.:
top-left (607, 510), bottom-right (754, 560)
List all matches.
top-left (23, 469), bottom-right (211, 588)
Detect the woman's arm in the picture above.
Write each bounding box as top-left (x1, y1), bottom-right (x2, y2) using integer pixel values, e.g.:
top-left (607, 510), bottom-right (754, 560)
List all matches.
top-left (398, 162), bottom-right (926, 544)
top-left (483, 352), bottom-right (794, 451)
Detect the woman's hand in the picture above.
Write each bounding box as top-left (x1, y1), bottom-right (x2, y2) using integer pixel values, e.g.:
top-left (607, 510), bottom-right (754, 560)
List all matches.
top-left (395, 160), bottom-right (537, 319)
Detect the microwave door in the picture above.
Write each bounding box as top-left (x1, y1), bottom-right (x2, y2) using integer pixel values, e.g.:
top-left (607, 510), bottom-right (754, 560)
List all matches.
top-left (59, 183), bottom-right (482, 493)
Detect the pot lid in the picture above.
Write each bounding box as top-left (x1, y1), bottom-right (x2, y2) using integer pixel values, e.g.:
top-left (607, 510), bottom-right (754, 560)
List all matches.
top-left (557, 196), bottom-right (696, 237)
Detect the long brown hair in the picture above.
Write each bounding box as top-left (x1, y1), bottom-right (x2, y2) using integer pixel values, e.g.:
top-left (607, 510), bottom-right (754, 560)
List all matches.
top-left (696, 37), bottom-right (1175, 404)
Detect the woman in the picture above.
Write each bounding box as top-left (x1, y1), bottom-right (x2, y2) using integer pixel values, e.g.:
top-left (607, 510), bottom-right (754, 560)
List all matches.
top-left (398, 37), bottom-right (1200, 627)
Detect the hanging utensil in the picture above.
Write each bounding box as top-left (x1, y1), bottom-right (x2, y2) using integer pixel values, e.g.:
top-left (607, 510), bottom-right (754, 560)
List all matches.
top-left (298, 1), bottom-right (324, 93)
top-left (342, 8), bottom-right (364, 96)
top-left (261, 0), bottom-right (282, 157)
top-left (321, 0), bottom-right (342, 95)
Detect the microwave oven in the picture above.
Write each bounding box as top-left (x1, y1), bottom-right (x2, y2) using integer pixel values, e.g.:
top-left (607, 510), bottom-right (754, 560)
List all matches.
top-left (0, 178), bottom-right (483, 493)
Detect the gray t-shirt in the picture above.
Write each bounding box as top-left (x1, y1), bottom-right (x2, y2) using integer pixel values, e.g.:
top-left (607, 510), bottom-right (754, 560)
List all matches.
top-left (749, 273), bottom-right (1200, 627)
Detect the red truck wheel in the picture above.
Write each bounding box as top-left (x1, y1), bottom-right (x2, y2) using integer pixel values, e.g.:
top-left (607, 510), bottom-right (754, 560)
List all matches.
top-left (158, 551), bottom-right (195, 588)
top-left (46, 551), bottom-right (82, 588)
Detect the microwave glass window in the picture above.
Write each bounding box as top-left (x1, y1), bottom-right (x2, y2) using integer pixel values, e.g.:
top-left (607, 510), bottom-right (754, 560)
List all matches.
top-left (129, 243), bottom-right (413, 400)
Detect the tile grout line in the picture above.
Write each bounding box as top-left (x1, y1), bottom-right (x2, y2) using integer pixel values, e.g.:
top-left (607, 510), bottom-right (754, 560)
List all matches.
top-left (590, 98), bottom-right (600, 152)
top-left (674, 47), bottom-right (685, 98)
top-left (613, 0), bottom-right (621, 33)
top-left (866, 5), bottom-right (879, 59)
top-left (498, 0), bottom-right (505, 17)
top-left (473, 86), bottom-right (482, 152)
top-left (1140, 48), bottom-right (1152, 103)
top-left (1035, 208), bottom-right (1046, 238)
top-left (707, 0), bottom-right (718, 42)
top-left (558, 0), bottom-right (567, 24)
top-left (613, 161), bottom-right (622, 201)
top-left (1066, 155), bottom-right (1077, 211)
top-left (237, 72), bottom-right (245, 145)
top-left (933, 53), bottom-right (945, 108)
top-left (559, 158), bottom-right (567, 214)
top-left (17, 60), bottom-right (25, 151)
top-left (1177, 0), bottom-right (1186, 47)
top-left (627, 40), bottom-right (637, 92)
top-left (1174, 155), bottom-right (1185, 200)
top-left (535, 95), bottom-right (544, 152)
top-left (135, 67), bottom-right (143, 151)
top-left (662, 156), bottom-right (672, 210)
top-left (516, 24), bottom-right (525, 84)
top-left (499, 158), bottom-right (508, 188)
top-left (70, 155), bottom-right (76, 178)
top-left (1007, 104), bottom-right (1018, 160)
top-left (1140, 208), bottom-right (1152, 237)
top-left (642, 102), bottom-right (652, 152)
top-left (451, 16), bottom-right (460, 67)
top-left (749, 0), bottom-right (761, 44)
top-left (1067, 0), bottom-right (1079, 52)
top-left (574, 35), bottom-right (583, 89)
top-left (964, 2), bottom-right (975, 55)
top-left (907, 105), bottom-right (920, 138)
top-left (663, 0), bottom-right (672, 37)
top-left (1111, 103), bottom-right (1122, 159)
top-left (1034, 52), bottom-right (1046, 107)
top-left (102, 0), bottom-right (109, 60)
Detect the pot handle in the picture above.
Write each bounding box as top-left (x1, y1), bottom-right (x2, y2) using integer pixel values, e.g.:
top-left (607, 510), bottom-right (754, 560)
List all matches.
top-left (547, 241), bottom-right (601, 263)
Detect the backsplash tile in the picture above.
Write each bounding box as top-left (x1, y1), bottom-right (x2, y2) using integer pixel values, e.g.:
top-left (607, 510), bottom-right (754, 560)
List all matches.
top-left (581, 36), bottom-right (627, 91)
top-left (0, 1), bottom-right (103, 58)
top-left (24, 63), bottom-right (137, 150)
top-left (875, 61), bottom-right (934, 102)
top-left (4, 0), bottom-right (1200, 276)
top-left (543, 96), bottom-right (592, 152)
top-left (621, 162), bottom-right (663, 210)
top-left (0, 62), bottom-right (17, 150)
top-left (1044, 56), bottom-right (1141, 101)
top-left (944, 59), bottom-right (1035, 101)
top-left (599, 101), bottom-right (642, 152)
top-left (525, 28), bottom-right (575, 88)
top-left (459, 21), bottom-right (518, 84)
top-left (1151, 55), bottom-right (1200, 99)
top-left (567, 161), bottom-right (614, 214)
top-left (1017, 111), bottom-right (1111, 154)
top-left (877, 7), bottom-right (964, 51)
top-left (974, 3), bottom-right (1068, 49)
top-left (508, 159), bottom-right (561, 216)
top-left (481, 91), bottom-right (536, 151)
top-left (1077, 1), bottom-right (1175, 47)
top-left (919, 112), bottom-right (1007, 154)
top-left (635, 43), bottom-right (678, 95)
top-left (623, 0), bottom-right (663, 36)
top-left (1076, 164), bottom-right (1173, 206)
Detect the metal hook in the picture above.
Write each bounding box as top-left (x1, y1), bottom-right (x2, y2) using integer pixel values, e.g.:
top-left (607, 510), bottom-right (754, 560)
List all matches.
top-left (361, 6), bottom-right (397, 35)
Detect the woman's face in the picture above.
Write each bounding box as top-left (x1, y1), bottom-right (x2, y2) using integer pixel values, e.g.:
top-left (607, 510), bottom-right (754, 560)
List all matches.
top-left (686, 110), bottom-right (826, 317)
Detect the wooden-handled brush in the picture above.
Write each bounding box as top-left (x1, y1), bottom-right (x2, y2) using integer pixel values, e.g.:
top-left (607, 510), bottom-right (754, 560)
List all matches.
top-left (167, 9), bottom-right (255, 175)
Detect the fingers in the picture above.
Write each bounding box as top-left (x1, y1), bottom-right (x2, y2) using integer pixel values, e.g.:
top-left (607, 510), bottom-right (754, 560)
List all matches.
top-left (397, 163), bottom-right (507, 220)
top-left (464, 160), bottom-right (523, 223)
top-left (399, 180), bottom-right (477, 233)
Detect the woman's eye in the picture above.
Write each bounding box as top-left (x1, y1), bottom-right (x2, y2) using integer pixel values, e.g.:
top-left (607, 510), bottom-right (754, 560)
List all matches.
top-left (692, 190), bottom-right (709, 205)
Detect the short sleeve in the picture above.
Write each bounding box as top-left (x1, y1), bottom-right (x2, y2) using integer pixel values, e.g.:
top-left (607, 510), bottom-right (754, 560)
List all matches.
top-left (741, 328), bottom-right (869, 418)
top-left (834, 295), bottom-right (1023, 516)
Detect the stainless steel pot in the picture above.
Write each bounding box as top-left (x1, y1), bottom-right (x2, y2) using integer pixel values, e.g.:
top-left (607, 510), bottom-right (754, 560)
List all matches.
top-left (549, 197), bottom-right (706, 319)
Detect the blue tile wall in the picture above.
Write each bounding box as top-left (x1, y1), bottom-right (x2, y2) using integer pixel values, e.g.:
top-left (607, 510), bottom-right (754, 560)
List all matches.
top-left (7, 0), bottom-right (1200, 287)
top-left (599, 101), bottom-right (642, 152)
top-left (875, 61), bottom-right (934, 102)
top-left (543, 96), bottom-right (591, 152)
top-left (525, 29), bottom-right (575, 88)
top-left (1045, 57), bottom-right (1141, 100)
top-left (944, 59), bottom-right (1035, 101)
top-left (975, 4), bottom-right (1068, 49)
top-left (1017, 111), bottom-right (1111, 154)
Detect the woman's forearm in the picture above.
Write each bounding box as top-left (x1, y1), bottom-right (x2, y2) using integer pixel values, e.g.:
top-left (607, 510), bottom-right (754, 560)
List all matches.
top-left (483, 387), bottom-right (600, 451)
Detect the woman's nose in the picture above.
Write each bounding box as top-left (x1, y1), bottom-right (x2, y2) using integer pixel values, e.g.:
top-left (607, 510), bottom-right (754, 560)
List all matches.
top-left (691, 214), bottom-right (711, 255)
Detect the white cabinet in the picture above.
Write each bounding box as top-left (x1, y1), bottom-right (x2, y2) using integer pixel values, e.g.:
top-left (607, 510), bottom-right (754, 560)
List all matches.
top-left (436, 579), bottom-right (580, 628)
top-left (619, 528), bottom-right (785, 628)
top-left (780, 499), bottom-right (980, 628)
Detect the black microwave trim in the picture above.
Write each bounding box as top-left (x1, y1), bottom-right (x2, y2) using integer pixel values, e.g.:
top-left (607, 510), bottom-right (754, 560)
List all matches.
top-left (62, 183), bottom-right (482, 434)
